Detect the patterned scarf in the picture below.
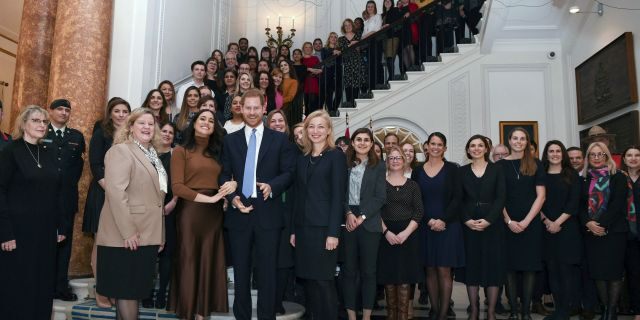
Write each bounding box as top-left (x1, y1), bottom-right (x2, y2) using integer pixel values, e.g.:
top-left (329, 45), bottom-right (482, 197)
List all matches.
top-left (133, 140), bottom-right (168, 193)
top-left (588, 168), bottom-right (611, 221)
top-left (624, 172), bottom-right (638, 237)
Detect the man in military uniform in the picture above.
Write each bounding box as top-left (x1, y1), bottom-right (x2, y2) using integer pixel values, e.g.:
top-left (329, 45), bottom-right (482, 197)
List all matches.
top-left (44, 98), bottom-right (85, 301)
top-left (0, 100), bottom-right (12, 151)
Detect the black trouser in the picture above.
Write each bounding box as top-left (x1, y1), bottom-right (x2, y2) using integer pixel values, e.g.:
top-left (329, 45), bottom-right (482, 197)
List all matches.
top-left (304, 279), bottom-right (338, 320)
top-left (320, 66), bottom-right (342, 113)
top-left (547, 260), bottom-right (578, 318)
top-left (55, 211), bottom-right (75, 293)
top-left (367, 43), bottom-right (384, 90)
top-left (228, 225), bottom-right (280, 320)
top-left (625, 239), bottom-right (640, 314)
top-left (304, 93), bottom-right (319, 115)
top-left (575, 244), bottom-right (599, 312)
top-left (342, 206), bottom-right (381, 310)
top-left (156, 213), bottom-right (176, 302)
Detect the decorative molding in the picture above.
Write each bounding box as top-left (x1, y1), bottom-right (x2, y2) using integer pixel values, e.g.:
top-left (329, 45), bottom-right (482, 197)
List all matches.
top-left (0, 47), bottom-right (16, 58)
top-left (449, 72), bottom-right (471, 164)
top-left (155, 0), bottom-right (166, 85)
top-left (0, 32), bottom-right (17, 44)
top-left (369, 117), bottom-right (429, 144)
top-left (481, 63), bottom-right (553, 143)
top-left (218, 0), bottom-right (230, 51)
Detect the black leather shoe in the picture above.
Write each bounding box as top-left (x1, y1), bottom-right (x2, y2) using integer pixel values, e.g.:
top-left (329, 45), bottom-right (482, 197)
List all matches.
top-left (447, 306), bottom-right (456, 318)
top-left (496, 301), bottom-right (509, 315)
top-left (507, 313), bottom-right (519, 320)
top-left (54, 291), bottom-right (78, 302)
top-left (155, 297), bottom-right (166, 310)
top-left (141, 297), bottom-right (154, 309)
top-left (532, 302), bottom-right (552, 316)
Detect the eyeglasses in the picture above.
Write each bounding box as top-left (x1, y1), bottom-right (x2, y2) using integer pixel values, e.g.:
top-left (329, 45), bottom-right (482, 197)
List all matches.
top-left (30, 118), bottom-right (50, 125)
top-left (387, 156), bottom-right (403, 161)
top-left (588, 152), bottom-right (607, 159)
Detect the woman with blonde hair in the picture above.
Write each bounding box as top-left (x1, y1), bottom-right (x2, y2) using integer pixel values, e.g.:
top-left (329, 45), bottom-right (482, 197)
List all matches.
top-left (0, 106), bottom-right (68, 319)
top-left (96, 108), bottom-right (167, 320)
top-left (580, 142), bottom-right (628, 320)
top-left (291, 110), bottom-right (347, 320)
top-left (320, 32), bottom-right (342, 115)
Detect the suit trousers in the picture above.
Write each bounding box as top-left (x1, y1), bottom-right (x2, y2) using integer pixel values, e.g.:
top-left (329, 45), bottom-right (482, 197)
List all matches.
top-left (304, 279), bottom-right (338, 320)
top-left (229, 219), bottom-right (280, 320)
top-left (55, 211), bottom-right (75, 293)
top-left (342, 206), bottom-right (381, 310)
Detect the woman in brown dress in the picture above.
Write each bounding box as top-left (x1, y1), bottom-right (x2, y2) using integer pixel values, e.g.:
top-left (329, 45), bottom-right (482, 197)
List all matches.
top-left (169, 109), bottom-right (237, 319)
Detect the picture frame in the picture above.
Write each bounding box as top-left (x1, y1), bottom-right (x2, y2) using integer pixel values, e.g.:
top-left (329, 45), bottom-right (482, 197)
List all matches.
top-left (499, 121), bottom-right (539, 156)
top-left (576, 32), bottom-right (638, 124)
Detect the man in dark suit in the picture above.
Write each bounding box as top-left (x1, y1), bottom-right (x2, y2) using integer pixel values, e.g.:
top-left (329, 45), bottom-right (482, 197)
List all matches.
top-left (43, 98), bottom-right (85, 301)
top-left (220, 89), bottom-right (295, 320)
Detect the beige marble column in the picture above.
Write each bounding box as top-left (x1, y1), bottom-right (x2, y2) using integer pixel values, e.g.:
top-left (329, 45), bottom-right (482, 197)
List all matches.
top-left (47, 0), bottom-right (113, 277)
top-left (10, 0), bottom-right (58, 125)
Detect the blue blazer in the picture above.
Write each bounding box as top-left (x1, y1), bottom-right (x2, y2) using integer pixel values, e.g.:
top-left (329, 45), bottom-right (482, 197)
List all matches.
top-left (293, 148), bottom-right (348, 238)
top-left (219, 126), bottom-right (296, 230)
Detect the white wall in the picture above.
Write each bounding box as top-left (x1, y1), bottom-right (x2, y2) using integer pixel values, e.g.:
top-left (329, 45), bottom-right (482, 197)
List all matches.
top-left (229, 0), bottom-right (368, 51)
top-left (563, 0), bottom-right (640, 142)
top-left (333, 41), bottom-right (570, 164)
top-left (108, 0), bottom-right (227, 107)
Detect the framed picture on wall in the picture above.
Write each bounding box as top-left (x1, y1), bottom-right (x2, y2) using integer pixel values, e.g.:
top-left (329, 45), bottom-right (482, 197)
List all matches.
top-left (579, 110), bottom-right (640, 154)
top-left (576, 32), bottom-right (638, 124)
top-left (499, 121), bottom-right (539, 156)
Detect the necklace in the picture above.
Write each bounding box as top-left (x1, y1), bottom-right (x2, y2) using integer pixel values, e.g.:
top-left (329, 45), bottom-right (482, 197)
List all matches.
top-left (509, 159), bottom-right (520, 180)
top-left (24, 140), bottom-right (42, 168)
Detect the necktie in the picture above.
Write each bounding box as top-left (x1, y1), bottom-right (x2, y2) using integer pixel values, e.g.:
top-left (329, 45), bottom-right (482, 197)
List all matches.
top-left (242, 128), bottom-right (257, 198)
top-left (55, 129), bottom-right (63, 141)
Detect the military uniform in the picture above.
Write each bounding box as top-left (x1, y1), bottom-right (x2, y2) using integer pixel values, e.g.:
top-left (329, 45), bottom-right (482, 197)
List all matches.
top-left (43, 120), bottom-right (85, 298)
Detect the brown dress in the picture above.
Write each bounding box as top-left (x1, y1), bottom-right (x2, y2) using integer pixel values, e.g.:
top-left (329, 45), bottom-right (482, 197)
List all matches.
top-left (169, 136), bottom-right (228, 318)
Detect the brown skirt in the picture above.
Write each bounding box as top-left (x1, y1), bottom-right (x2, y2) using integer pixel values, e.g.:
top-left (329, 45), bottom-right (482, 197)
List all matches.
top-left (169, 190), bottom-right (228, 318)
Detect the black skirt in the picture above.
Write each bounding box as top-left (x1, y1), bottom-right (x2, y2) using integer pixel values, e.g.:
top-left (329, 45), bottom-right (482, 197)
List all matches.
top-left (82, 179), bottom-right (104, 233)
top-left (584, 232), bottom-right (627, 281)
top-left (377, 219), bottom-right (422, 284)
top-left (295, 226), bottom-right (339, 280)
top-left (96, 245), bottom-right (159, 299)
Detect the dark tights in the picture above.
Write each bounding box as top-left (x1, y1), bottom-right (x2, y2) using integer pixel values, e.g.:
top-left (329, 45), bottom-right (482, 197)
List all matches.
top-left (426, 266), bottom-right (453, 320)
top-left (547, 260), bottom-right (577, 319)
top-left (467, 285), bottom-right (499, 320)
top-left (304, 279), bottom-right (338, 320)
top-left (595, 280), bottom-right (623, 314)
top-left (115, 299), bottom-right (138, 320)
top-left (506, 271), bottom-right (536, 316)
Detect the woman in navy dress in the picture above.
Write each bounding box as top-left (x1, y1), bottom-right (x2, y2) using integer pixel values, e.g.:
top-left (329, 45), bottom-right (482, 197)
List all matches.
top-left (412, 132), bottom-right (464, 320)
top-left (460, 135), bottom-right (506, 320)
top-left (540, 140), bottom-right (582, 320)
top-left (498, 128), bottom-right (546, 320)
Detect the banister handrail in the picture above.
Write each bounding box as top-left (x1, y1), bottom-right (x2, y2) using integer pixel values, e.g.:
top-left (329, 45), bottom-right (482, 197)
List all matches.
top-left (314, 1), bottom-right (441, 69)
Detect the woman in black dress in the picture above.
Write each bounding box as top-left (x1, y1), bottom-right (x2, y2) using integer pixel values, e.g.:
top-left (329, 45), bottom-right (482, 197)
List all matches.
top-left (460, 135), bottom-right (506, 320)
top-left (621, 146), bottom-right (640, 320)
top-left (342, 128), bottom-right (386, 320)
top-left (540, 140), bottom-right (582, 320)
top-left (413, 132), bottom-right (464, 320)
top-left (378, 146), bottom-right (424, 320)
top-left (382, 0), bottom-right (402, 83)
top-left (0, 106), bottom-right (68, 319)
top-left (82, 97), bottom-right (130, 308)
top-left (580, 142), bottom-right (629, 320)
top-left (498, 128), bottom-right (546, 320)
top-left (291, 110), bottom-right (347, 320)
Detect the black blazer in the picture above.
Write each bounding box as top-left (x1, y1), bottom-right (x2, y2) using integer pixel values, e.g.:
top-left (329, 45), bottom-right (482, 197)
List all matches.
top-left (293, 148), bottom-right (348, 238)
top-left (344, 161), bottom-right (387, 232)
top-left (88, 122), bottom-right (112, 183)
top-left (412, 161), bottom-right (462, 223)
top-left (219, 126), bottom-right (296, 230)
top-left (579, 171), bottom-right (629, 233)
top-left (460, 162), bottom-right (505, 224)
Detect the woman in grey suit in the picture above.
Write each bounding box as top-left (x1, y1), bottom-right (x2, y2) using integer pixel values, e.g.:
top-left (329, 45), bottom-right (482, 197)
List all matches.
top-left (342, 128), bottom-right (387, 320)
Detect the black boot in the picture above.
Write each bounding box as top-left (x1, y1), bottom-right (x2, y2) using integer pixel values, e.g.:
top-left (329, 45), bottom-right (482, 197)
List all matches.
top-left (598, 306), bottom-right (609, 320)
top-left (607, 306), bottom-right (617, 320)
top-left (386, 57), bottom-right (395, 83)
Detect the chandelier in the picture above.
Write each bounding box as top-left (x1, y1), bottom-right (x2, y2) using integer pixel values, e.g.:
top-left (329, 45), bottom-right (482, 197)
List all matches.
top-left (265, 16), bottom-right (296, 48)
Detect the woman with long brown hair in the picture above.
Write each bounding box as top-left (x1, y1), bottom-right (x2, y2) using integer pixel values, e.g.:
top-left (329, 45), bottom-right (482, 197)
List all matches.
top-left (141, 89), bottom-right (170, 125)
top-left (83, 97), bottom-right (131, 308)
top-left (498, 128), bottom-right (546, 320)
top-left (173, 86), bottom-right (201, 144)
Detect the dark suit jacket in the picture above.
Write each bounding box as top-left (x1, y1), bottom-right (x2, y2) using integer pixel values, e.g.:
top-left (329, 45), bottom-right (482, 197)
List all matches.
top-left (579, 171), bottom-right (629, 233)
top-left (293, 148), bottom-right (348, 237)
top-left (43, 125), bottom-right (85, 215)
top-left (219, 126), bottom-right (295, 230)
top-left (344, 161), bottom-right (387, 232)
